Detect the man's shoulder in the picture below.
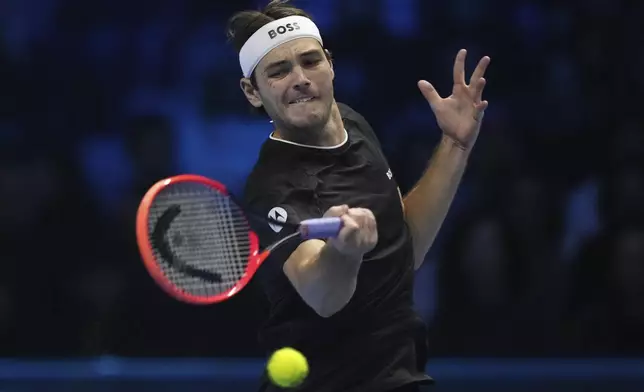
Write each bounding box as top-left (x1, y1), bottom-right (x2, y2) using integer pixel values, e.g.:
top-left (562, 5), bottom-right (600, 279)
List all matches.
top-left (338, 102), bottom-right (370, 126)
top-left (243, 162), bottom-right (290, 204)
top-left (338, 102), bottom-right (382, 150)
top-left (243, 151), bottom-right (308, 209)
top-left (244, 137), bottom-right (291, 185)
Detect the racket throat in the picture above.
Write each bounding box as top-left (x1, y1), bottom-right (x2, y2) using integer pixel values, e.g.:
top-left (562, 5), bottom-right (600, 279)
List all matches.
top-left (254, 231), bottom-right (299, 268)
top-left (265, 231), bottom-right (300, 253)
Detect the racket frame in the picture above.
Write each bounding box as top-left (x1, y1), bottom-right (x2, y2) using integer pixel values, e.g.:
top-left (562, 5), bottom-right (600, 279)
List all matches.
top-left (136, 174), bottom-right (271, 305)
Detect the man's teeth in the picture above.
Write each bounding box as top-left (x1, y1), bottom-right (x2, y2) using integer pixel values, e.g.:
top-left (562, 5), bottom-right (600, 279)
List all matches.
top-left (292, 97), bottom-right (313, 104)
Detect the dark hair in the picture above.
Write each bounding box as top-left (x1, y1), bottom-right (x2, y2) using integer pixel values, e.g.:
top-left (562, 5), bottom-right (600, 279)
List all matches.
top-left (226, 1), bottom-right (313, 52)
top-left (226, 0), bottom-right (332, 116)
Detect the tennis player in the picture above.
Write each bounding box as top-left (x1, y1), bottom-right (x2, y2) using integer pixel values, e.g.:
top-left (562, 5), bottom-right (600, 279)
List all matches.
top-left (228, 1), bottom-right (489, 391)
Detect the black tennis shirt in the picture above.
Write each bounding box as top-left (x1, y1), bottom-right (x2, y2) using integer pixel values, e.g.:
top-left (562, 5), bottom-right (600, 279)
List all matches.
top-left (243, 103), bottom-right (432, 392)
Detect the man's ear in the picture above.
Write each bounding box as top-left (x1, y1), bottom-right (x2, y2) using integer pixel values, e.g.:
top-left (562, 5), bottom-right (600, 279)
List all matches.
top-left (324, 49), bottom-right (334, 80)
top-left (240, 78), bottom-right (263, 108)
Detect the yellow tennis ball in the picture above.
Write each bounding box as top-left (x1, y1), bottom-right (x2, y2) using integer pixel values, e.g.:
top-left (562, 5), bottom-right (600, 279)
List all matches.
top-left (266, 347), bottom-right (309, 388)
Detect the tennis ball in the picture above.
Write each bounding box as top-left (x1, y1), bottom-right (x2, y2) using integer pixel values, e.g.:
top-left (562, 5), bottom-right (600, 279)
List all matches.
top-left (266, 347), bottom-right (309, 388)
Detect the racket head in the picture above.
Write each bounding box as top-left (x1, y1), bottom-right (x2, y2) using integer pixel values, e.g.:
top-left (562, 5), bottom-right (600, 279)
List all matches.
top-left (135, 174), bottom-right (265, 305)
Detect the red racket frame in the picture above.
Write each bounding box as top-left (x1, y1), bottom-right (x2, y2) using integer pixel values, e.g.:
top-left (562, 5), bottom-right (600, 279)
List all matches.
top-left (135, 174), bottom-right (268, 305)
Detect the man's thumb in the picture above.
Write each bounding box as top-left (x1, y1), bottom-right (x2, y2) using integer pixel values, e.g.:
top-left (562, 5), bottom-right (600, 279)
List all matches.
top-left (418, 80), bottom-right (441, 107)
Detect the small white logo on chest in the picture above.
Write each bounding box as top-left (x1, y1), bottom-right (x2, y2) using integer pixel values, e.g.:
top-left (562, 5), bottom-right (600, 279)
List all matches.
top-left (267, 207), bottom-right (287, 233)
top-left (386, 168), bottom-right (393, 180)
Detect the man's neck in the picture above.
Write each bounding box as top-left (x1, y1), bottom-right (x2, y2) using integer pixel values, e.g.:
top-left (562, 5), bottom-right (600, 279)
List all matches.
top-left (272, 103), bottom-right (344, 147)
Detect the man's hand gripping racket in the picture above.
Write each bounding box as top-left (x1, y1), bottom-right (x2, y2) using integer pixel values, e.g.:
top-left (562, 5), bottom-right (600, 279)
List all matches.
top-left (324, 204), bottom-right (378, 258)
top-left (135, 174), bottom-right (348, 305)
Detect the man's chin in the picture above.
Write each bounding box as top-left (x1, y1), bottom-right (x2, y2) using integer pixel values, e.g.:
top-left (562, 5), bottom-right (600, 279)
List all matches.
top-left (285, 112), bottom-right (327, 130)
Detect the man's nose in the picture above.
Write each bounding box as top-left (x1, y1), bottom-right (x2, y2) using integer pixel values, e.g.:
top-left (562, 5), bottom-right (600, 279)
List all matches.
top-left (292, 67), bottom-right (312, 89)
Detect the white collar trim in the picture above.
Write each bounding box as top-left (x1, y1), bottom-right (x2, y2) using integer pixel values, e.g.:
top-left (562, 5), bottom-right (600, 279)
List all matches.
top-left (269, 128), bottom-right (348, 150)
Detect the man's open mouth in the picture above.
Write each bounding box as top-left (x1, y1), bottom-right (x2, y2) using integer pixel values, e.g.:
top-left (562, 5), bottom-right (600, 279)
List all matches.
top-left (289, 97), bottom-right (315, 104)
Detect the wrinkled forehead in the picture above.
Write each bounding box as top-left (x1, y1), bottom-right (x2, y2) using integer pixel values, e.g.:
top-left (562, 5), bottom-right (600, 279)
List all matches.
top-left (256, 38), bottom-right (323, 72)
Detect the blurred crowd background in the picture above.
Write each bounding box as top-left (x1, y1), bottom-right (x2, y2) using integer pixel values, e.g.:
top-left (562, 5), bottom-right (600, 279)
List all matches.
top-left (1, 0), bottom-right (643, 361)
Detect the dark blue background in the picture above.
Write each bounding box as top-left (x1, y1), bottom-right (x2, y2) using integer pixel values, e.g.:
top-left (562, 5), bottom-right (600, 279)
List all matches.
top-left (1, 0), bottom-right (643, 389)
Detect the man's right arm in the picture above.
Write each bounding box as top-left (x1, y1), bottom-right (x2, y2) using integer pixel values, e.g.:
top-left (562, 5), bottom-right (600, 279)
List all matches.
top-left (282, 205), bottom-right (378, 318)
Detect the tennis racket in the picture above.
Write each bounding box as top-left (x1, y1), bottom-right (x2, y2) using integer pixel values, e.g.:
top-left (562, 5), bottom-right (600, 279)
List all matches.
top-left (135, 174), bottom-right (343, 305)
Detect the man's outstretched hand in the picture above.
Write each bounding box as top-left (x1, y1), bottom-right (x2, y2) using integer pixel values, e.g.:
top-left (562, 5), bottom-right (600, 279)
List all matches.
top-left (418, 49), bottom-right (490, 150)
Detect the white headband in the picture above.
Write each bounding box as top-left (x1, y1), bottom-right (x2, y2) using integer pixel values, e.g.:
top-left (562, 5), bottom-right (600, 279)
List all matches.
top-left (239, 15), bottom-right (323, 78)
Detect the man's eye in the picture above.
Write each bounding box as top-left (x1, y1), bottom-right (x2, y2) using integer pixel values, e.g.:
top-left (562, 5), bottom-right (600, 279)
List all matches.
top-left (269, 69), bottom-right (288, 78)
top-left (303, 59), bottom-right (321, 67)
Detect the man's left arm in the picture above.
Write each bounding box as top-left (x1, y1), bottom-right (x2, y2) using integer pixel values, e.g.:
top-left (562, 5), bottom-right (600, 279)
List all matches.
top-left (403, 49), bottom-right (490, 269)
top-left (403, 136), bottom-right (469, 269)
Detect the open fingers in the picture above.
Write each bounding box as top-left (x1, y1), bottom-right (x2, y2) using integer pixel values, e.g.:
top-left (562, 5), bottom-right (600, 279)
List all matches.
top-left (472, 77), bottom-right (486, 103)
top-left (474, 100), bottom-right (488, 122)
top-left (469, 56), bottom-right (490, 86)
top-left (418, 80), bottom-right (442, 109)
top-left (453, 49), bottom-right (467, 86)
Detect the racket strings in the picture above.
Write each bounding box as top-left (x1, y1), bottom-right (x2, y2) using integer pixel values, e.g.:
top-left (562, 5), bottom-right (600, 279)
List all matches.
top-left (147, 182), bottom-right (251, 297)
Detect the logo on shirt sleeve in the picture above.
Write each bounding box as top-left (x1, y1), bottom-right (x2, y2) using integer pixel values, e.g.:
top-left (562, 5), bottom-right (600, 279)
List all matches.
top-left (267, 206), bottom-right (288, 233)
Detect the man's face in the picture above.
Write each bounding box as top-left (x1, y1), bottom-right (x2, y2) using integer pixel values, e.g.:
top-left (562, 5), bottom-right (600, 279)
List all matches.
top-left (241, 38), bottom-right (335, 131)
